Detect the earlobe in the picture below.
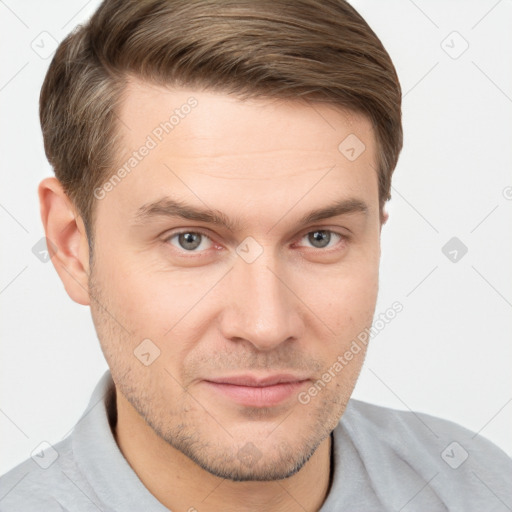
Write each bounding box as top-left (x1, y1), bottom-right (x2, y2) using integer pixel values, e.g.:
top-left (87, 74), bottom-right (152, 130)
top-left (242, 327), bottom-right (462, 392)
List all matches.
top-left (38, 177), bottom-right (91, 306)
top-left (380, 209), bottom-right (389, 229)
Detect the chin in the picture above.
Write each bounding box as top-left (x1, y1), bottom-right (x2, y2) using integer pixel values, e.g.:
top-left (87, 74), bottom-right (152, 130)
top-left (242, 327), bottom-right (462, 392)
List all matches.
top-left (189, 446), bottom-right (316, 482)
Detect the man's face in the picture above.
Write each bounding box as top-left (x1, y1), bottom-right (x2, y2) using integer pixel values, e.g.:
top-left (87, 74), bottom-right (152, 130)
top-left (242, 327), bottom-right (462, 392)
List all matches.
top-left (88, 78), bottom-right (382, 481)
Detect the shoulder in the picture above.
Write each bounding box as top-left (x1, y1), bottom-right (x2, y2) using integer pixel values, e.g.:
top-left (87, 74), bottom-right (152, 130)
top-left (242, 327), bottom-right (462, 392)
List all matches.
top-left (343, 398), bottom-right (511, 461)
top-left (336, 399), bottom-right (512, 511)
top-left (0, 437), bottom-right (101, 512)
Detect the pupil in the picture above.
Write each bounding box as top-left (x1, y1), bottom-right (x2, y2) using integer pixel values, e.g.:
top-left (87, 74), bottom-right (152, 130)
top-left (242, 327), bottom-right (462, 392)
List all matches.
top-left (180, 232), bottom-right (201, 250)
top-left (309, 230), bottom-right (330, 248)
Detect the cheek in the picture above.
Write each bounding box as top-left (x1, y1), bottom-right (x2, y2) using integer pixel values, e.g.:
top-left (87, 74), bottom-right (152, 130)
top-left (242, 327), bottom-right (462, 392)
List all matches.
top-left (295, 257), bottom-right (380, 378)
top-left (301, 251), bottom-right (380, 329)
top-left (95, 258), bottom-right (225, 372)
top-left (95, 246), bottom-right (182, 322)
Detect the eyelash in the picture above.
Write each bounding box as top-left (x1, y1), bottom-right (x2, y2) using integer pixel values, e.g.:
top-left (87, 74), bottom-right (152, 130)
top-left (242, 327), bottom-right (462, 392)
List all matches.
top-left (163, 228), bottom-right (348, 256)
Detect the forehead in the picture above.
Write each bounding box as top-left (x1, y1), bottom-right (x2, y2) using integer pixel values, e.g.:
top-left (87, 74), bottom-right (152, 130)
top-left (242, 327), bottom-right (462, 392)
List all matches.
top-left (100, 77), bottom-right (379, 225)
top-left (117, 76), bottom-right (376, 163)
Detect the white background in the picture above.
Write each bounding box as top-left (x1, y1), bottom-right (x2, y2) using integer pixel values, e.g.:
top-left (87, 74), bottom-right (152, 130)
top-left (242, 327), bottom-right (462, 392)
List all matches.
top-left (1, 0), bottom-right (511, 475)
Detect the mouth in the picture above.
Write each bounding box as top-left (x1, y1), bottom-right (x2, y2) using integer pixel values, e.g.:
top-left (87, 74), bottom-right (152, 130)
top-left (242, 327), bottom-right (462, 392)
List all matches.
top-left (202, 374), bottom-right (310, 407)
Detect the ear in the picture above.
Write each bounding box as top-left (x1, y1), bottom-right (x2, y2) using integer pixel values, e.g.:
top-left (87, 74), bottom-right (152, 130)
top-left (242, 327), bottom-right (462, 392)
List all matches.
top-left (38, 177), bottom-right (91, 306)
top-left (380, 208), bottom-right (389, 231)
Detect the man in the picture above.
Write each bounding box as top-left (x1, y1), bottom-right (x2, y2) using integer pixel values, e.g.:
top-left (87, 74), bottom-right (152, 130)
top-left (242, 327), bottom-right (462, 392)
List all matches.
top-left (0, 0), bottom-right (510, 510)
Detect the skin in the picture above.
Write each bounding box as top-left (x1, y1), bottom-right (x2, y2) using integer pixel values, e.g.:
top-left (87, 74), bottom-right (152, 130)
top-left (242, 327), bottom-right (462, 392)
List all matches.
top-left (39, 77), bottom-right (387, 512)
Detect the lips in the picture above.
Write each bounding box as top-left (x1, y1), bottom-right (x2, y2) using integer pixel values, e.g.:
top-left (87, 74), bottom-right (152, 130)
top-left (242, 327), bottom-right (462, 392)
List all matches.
top-left (207, 374), bottom-right (308, 387)
top-left (203, 374), bottom-right (310, 407)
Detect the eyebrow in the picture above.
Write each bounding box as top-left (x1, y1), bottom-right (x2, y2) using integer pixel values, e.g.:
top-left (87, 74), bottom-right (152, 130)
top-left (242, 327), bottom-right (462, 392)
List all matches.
top-left (133, 196), bottom-right (368, 232)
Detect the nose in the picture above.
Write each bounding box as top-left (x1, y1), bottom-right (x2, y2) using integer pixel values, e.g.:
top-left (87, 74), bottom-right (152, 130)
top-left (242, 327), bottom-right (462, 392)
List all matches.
top-left (219, 250), bottom-right (305, 351)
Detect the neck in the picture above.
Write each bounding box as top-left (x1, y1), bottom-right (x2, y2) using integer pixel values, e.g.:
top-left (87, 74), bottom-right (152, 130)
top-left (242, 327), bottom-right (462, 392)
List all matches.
top-left (114, 389), bottom-right (333, 512)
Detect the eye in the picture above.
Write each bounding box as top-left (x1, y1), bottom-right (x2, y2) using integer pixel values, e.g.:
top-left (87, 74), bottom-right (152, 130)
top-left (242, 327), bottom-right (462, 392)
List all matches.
top-left (163, 228), bottom-right (346, 256)
top-left (165, 231), bottom-right (214, 252)
top-left (297, 230), bottom-right (344, 250)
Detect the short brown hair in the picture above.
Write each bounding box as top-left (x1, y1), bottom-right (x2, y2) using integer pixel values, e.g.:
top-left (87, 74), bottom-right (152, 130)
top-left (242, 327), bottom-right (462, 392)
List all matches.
top-left (40, 0), bottom-right (403, 238)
